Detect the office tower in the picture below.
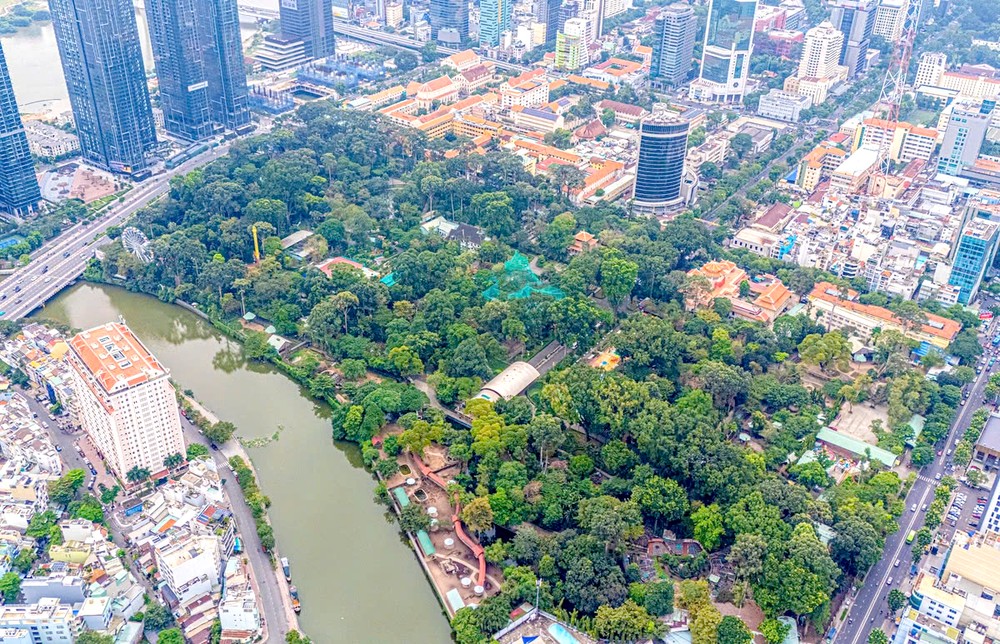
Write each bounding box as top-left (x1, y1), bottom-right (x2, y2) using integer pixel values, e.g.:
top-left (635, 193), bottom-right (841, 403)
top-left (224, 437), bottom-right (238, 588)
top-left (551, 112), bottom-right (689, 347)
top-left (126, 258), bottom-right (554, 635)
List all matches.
top-left (558, 0), bottom-right (578, 31)
top-left (650, 3), bottom-right (697, 87)
top-left (0, 42), bottom-right (40, 215)
top-left (555, 17), bottom-right (588, 70)
top-left (798, 21), bottom-right (844, 79)
top-left (431, 0), bottom-right (469, 44)
top-left (632, 112), bottom-right (690, 215)
top-left (872, 0), bottom-right (907, 41)
top-left (145, 0), bottom-right (250, 141)
top-left (534, 0), bottom-right (561, 45)
top-left (688, 0), bottom-right (757, 103)
top-left (947, 218), bottom-right (1000, 305)
top-left (937, 105), bottom-right (990, 176)
top-left (583, 0), bottom-right (604, 38)
top-left (279, 0), bottom-right (335, 60)
top-left (914, 51), bottom-right (946, 87)
top-left (828, 0), bottom-right (877, 78)
top-left (480, 0), bottom-right (513, 46)
top-left (67, 323), bottom-right (186, 480)
top-left (49, 0), bottom-right (157, 173)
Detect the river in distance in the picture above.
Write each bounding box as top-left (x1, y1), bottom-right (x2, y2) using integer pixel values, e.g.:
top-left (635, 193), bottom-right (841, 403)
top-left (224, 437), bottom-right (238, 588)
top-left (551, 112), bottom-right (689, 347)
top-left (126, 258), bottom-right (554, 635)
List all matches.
top-left (2, 5), bottom-right (262, 117)
top-left (34, 283), bottom-right (452, 643)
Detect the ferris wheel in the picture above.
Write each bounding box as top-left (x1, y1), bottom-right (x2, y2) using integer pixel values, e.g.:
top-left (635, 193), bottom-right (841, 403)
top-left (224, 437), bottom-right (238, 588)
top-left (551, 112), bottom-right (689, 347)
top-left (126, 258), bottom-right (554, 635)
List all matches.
top-left (121, 226), bottom-right (153, 263)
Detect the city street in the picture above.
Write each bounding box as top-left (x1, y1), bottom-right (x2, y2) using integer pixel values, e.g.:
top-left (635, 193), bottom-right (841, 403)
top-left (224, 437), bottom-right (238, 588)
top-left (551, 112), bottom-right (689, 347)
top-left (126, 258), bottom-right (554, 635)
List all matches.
top-left (839, 320), bottom-right (998, 644)
top-left (0, 143), bottom-right (230, 322)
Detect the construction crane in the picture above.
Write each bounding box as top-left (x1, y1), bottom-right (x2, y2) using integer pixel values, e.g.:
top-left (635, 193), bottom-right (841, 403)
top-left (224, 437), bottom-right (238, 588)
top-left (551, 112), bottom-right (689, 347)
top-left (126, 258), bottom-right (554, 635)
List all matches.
top-left (870, 0), bottom-right (922, 193)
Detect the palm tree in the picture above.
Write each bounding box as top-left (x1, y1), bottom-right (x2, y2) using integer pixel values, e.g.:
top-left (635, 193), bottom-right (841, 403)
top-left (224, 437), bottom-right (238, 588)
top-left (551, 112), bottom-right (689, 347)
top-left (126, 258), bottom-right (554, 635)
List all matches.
top-left (125, 467), bottom-right (150, 485)
top-left (163, 453), bottom-right (184, 470)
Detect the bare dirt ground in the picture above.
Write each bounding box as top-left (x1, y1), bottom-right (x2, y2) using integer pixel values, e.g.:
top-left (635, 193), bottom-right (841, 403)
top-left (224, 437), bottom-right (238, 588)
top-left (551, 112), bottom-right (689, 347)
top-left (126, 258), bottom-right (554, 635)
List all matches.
top-left (831, 402), bottom-right (888, 444)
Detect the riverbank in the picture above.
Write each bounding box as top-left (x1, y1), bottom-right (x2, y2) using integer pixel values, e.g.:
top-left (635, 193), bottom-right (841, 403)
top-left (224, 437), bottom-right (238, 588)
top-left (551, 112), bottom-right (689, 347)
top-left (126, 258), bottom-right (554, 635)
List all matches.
top-left (179, 392), bottom-right (301, 636)
top-left (34, 283), bottom-right (453, 642)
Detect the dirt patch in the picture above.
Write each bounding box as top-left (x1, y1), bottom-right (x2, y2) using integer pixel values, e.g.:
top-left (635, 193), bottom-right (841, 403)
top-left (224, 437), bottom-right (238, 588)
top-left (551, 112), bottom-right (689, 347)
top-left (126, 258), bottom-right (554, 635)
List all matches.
top-left (831, 402), bottom-right (888, 444)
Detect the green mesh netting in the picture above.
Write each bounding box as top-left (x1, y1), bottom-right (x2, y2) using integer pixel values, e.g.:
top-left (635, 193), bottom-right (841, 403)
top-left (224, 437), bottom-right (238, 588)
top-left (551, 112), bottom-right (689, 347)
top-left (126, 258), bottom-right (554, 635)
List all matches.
top-left (482, 252), bottom-right (564, 301)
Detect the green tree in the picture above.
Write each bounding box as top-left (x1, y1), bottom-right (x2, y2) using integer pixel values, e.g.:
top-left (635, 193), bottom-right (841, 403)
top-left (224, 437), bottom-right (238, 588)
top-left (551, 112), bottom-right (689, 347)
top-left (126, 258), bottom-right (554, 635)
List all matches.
top-left (12, 548), bottom-right (35, 575)
top-left (631, 475), bottom-right (688, 530)
top-left (868, 629), bottom-right (889, 644)
top-left (163, 453), bottom-right (184, 469)
top-left (690, 604), bottom-right (722, 644)
top-left (461, 497), bottom-right (495, 533)
top-left (577, 495), bottom-right (643, 553)
top-left (691, 504), bottom-right (725, 551)
top-left (644, 580), bottom-right (674, 616)
top-left (125, 467), bottom-right (151, 485)
top-left (0, 572), bottom-right (20, 602)
top-left (760, 618), bottom-right (791, 644)
top-left (600, 252), bottom-right (639, 306)
top-left (157, 629), bottom-right (185, 644)
top-left (187, 444), bottom-right (210, 460)
top-left (205, 421), bottom-right (236, 444)
top-left (77, 634), bottom-right (114, 644)
top-left (887, 588), bottom-right (907, 613)
top-left (399, 504), bottom-right (432, 533)
top-left (143, 602), bottom-right (174, 630)
top-left (798, 331), bottom-right (851, 373)
top-left (717, 616), bottom-right (753, 644)
top-left (593, 599), bottom-right (661, 641)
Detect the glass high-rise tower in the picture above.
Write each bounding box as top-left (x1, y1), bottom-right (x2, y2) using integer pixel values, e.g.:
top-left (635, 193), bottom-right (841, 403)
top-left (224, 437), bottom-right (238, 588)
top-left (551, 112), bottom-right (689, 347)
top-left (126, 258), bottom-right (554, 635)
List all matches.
top-left (49, 0), bottom-right (157, 172)
top-left (688, 0), bottom-right (756, 103)
top-left (533, 0), bottom-right (561, 46)
top-left (651, 3), bottom-right (697, 88)
top-left (145, 0), bottom-right (251, 141)
top-left (431, 0), bottom-right (469, 45)
top-left (632, 112), bottom-right (690, 216)
top-left (479, 0), bottom-right (512, 47)
top-left (279, 0), bottom-right (335, 61)
top-left (828, 0), bottom-right (877, 78)
top-left (0, 42), bottom-right (40, 215)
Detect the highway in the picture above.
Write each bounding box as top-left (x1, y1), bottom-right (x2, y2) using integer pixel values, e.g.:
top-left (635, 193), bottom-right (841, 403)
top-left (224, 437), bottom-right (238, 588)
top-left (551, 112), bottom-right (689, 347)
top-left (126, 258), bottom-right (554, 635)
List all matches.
top-left (839, 322), bottom-right (997, 644)
top-left (332, 20), bottom-right (532, 73)
top-left (0, 144), bottom-right (230, 322)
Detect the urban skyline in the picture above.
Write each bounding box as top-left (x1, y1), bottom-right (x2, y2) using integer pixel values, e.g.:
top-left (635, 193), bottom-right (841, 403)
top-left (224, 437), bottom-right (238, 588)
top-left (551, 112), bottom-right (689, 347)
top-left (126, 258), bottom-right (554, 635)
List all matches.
top-left (0, 41), bottom-right (41, 215)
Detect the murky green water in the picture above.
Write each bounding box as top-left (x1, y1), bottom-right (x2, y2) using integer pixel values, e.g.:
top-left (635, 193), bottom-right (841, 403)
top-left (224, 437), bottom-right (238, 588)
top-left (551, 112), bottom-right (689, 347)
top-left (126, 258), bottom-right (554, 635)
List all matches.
top-left (36, 283), bottom-right (451, 643)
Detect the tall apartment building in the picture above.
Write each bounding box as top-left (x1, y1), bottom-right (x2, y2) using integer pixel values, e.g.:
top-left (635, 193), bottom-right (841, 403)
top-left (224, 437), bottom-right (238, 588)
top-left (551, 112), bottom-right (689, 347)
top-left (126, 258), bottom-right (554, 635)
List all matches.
top-left (828, 0), bottom-right (877, 78)
top-left (872, 0), bottom-right (907, 40)
top-left (534, 0), bottom-right (562, 45)
top-left (632, 112), bottom-right (689, 215)
top-left (431, 0), bottom-right (470, 44)
top-left (937, 105), bottom-right (991, 176)
top-left (145, 0), bottom-right (250, 141)
top-left (49, 0), bottom-right (157, 173)
top-left (688, 0), bottom-right (757, 103)
top-left (0, 42), bottom-right (40, 216)
top-left (480, 0), bottom-right (513, 46)
top-left (947, 217), bottom-right (1000, 305)
top-left (650, 4), bottom-right (697, 88)
top-left (914, 51), bottom-right (947, 87)
top-left (279, 0), bottom-right (335, 60)
top-left (784, 21), bottom-right (848, 104)
top-left (555, 18), bottom-right (589, 70)
top-left (67, 323), bottom-right (185, 480)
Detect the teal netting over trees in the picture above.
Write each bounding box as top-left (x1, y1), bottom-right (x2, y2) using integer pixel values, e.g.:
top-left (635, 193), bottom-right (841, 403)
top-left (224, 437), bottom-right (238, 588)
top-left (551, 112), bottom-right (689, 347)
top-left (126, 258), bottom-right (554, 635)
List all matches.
top-left (482, 252), bottom-right (564, 301)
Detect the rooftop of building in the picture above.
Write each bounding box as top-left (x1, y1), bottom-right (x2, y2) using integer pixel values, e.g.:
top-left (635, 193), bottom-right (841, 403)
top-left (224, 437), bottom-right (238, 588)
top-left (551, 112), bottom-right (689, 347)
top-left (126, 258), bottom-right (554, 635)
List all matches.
top-left (808, 282), bottom-right (961, 341)
top-left (69, 323), bottom-right (167, 394)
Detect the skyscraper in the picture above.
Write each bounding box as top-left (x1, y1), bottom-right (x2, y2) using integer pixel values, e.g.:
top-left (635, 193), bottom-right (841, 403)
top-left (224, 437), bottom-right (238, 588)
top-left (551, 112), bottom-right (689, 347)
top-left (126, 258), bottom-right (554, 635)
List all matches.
top-left (279, 0), bottom-right (335, 60)
top-left (67, 323), bottom-right (186, 480)
top-left (555, 17), bottom-right (588, 70)
top-left (0, 42), bottom-right (40, 215)
top-left (650, 3), bottom-right (697, 88)
top-left (948, 217), bottom-right (1000, 305)
top-left (688, 0), bottom-right (757, 103)
top-left (937, 105), bottom-right (991, 176)
top-left (479, 0), bottom-right (512, 47)
top-left (828, 0), bottom-right (877, 78)
top-left (431, 0), bottom-right (469, 44)
top-left (534, 0), bottom-right (561, 46)
top-left (798, 21), bottom-right (844, 79)
top-left (632, 112), bottom-right (689, 215)
top-left (49, 0), bottom-right (157, 172)
top-left (145, 0), bottom-right (251, 141)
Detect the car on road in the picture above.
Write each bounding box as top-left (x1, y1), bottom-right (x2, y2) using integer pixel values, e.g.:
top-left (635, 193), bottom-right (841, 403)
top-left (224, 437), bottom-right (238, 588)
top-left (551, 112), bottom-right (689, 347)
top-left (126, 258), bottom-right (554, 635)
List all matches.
top-left (911, 503), bottom-right (917, 512)
top-left (886, 577), bottom-right (893, 585)
top-left (970, 521), bottom-right (980, 528)
top-left (13, 286), bottom-right (20, 292)
top-left (922, 504), bottom-right (928, 511)
top-left (55, 445), bottom-right (61, 452)
top-left (935, 473), bottom-right (942, 480)
top-left (894, 559), bottom-right (900, 567)
top-left (62, 251), bottom-right (69, 258)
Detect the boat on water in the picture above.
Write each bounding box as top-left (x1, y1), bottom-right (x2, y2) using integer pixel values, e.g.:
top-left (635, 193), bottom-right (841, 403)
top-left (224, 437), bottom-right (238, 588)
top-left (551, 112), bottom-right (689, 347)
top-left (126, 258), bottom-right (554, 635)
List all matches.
top-left (291, 597), bottom-right (301, 613)
top-left (281, 557), bottom-right (290, 581)
top-left (289, 585), bottom-right (299, 599)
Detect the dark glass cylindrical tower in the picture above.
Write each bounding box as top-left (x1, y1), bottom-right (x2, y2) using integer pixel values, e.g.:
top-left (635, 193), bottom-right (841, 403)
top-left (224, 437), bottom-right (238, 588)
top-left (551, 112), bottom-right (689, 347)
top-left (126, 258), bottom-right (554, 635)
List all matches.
top-left (633, 112), bottom-right (689, 215)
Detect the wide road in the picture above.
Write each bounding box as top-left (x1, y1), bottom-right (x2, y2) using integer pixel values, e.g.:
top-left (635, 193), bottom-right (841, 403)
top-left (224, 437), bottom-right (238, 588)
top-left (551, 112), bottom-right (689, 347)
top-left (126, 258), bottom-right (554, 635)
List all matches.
top-left (839, 324), bottom-right (997, 644)
top-left (0, 144), bottom-right (230, 321)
